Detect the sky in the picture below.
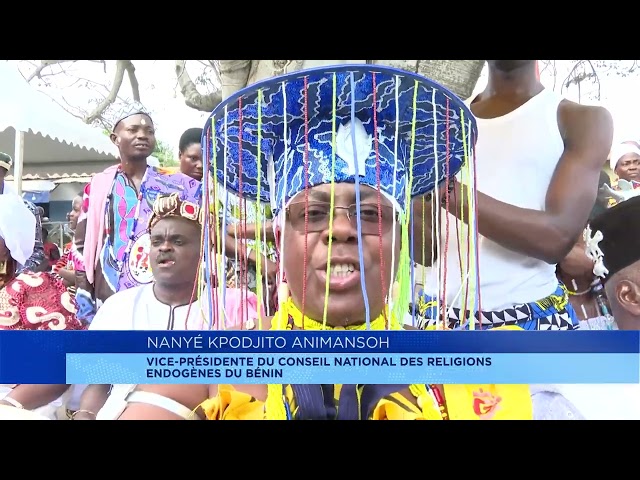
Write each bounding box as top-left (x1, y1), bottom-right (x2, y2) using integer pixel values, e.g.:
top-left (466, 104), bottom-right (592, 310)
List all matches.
top-left (7, 60), bottom-right (640, 155)
top-left (472, 60), bottom-right (640, 143)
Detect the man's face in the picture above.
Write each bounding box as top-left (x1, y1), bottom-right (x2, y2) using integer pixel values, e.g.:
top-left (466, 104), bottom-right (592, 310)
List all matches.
top-left (281, 183), bottom-right (401, 326)
top-left (110, 114), bottom-right (156, 160)
top-left (615, 153), bottom-right (640, 182)
top-left (179, 142), bottom-right (203, 181)
top-left (149, 216), bottom-right (202, 287)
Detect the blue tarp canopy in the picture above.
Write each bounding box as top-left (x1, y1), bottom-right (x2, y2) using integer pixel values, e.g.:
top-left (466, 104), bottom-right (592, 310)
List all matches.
top-left (23, 191), bottom-right (50, 203)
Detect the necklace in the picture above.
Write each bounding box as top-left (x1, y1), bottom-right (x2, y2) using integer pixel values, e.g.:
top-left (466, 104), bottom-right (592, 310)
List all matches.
top-left (104, 166), bottom-right (150, 281)
top-left (271, 297), bottom-right (401, 331)
top-left (568, 287), bottom-right (591, 296)
top-left (567, 278), bottom-right (592, 296)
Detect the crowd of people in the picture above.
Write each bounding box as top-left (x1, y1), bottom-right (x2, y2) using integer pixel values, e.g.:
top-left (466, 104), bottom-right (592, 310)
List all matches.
top-left (0, 60), bottom-right (639, 420)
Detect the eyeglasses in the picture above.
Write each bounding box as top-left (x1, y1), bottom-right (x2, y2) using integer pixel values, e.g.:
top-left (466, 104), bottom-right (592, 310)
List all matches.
top-left (285, 202), bottom-right (397, 235)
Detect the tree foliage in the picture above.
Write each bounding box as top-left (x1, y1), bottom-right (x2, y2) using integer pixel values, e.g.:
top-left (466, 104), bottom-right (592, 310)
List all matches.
top-left (153, 139), bottom-right (178, 167)
top-left (538, 60), bottom-right (639, 102)
top-left (19, 60), bottom-right (638, 134)
top-left (18, 60), bottom-right (484, 128)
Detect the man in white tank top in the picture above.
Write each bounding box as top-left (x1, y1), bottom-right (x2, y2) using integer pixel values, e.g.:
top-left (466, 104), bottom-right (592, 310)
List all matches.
top-left (416, 60), bottom-right (614, 330)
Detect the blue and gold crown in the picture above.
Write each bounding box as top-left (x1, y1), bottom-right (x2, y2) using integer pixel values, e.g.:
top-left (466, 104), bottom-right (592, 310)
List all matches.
top-left (203, 64), bottom-right (477, 215)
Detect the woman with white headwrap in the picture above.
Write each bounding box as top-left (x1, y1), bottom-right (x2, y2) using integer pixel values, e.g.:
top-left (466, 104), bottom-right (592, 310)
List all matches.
top-left (0, 193), bottom-right (84, 420)
top-left (604, 142), bottom-right (640, 206)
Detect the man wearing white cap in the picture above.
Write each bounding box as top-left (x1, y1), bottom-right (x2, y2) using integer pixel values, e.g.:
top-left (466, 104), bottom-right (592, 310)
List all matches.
top-left (73, 103), bottom-right (201, 325)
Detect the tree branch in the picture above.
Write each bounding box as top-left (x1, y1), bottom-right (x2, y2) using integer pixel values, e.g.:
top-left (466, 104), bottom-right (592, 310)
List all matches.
top-left (26, 60), bottom-right (75, 82)
top-left (174, 60), bottom-right (222, 112)
top-left (583, 60), bottom-right (601, 100)
top-left (561, 61), bottom-right (582, 94)
top-left (122, 60), bottom-right (141, 101)
top-left (84, 60), bottom-right (127, 125)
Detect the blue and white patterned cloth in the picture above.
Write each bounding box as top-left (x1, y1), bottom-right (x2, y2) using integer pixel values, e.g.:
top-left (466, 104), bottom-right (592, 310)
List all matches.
top-left (204, 64), bottom-right (477, 212)
top-left (410, 284), bottom-right (580, 331)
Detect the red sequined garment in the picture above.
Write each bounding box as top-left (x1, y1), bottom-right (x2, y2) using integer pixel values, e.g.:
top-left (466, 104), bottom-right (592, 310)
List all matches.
top-left (0, 272), bottom-right (85, 330)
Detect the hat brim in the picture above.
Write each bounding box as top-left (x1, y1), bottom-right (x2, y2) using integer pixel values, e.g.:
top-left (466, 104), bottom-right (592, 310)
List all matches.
top-left (0, 161), bottom-right (11, 171)
top-left (204, 64), bottom-right (477, 205)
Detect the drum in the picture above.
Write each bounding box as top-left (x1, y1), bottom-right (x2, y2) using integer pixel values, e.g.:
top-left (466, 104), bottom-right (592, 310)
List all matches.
top-left (0, 405), bottom-right (50, 420)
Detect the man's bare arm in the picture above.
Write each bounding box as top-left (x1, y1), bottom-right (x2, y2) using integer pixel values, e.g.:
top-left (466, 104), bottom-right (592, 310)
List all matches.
top-left (450, 102), bottom-right (613, 264)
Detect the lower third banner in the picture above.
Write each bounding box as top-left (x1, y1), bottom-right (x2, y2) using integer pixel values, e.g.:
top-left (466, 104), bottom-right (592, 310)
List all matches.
top-left (0, 331), bottom-right (638, 383)
top-left (65, 352), bottom-right (640, 384)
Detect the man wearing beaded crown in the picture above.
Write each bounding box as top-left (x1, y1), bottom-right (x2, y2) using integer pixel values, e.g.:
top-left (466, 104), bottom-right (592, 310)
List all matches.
top-left (418, 60), bottom-right (614, 331)
top-left (73, 103), bottom-right (201, 324)
top-left (100, 65), bottom-right (582, 421)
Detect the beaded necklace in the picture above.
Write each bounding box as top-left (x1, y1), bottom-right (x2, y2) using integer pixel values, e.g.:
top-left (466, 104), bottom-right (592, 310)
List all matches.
top-left (104, 165), bottom-right (150, 280)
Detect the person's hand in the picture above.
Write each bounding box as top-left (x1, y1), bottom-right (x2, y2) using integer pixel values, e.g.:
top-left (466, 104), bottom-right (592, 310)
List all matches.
top-left (559, 240), bottom-right (594, 280)
top-left (414, 179), bottom-right (456, 210)
top-left (435, 178), bottom-right (460, 214)
top-left (260, 259), bottom-right (277, 284)
top-left (602, 183), bottom-right (639, 203)
top-left (445, 178), bottom-right (459, 203)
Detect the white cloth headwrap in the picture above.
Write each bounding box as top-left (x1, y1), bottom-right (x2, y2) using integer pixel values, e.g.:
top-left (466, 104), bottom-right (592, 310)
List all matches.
top-left (0, 193), bottom-right (35, 266)
top-left (583, 225), bottom-right (608, 279)
top-left (609, 143), bottom-right (640, 171)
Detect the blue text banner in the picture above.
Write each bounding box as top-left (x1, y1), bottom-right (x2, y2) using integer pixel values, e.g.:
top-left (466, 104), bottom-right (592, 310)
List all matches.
top-left (65, 353), bottom-right (639, 384)
top-left (0, 330), bottom-right (637, 383)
